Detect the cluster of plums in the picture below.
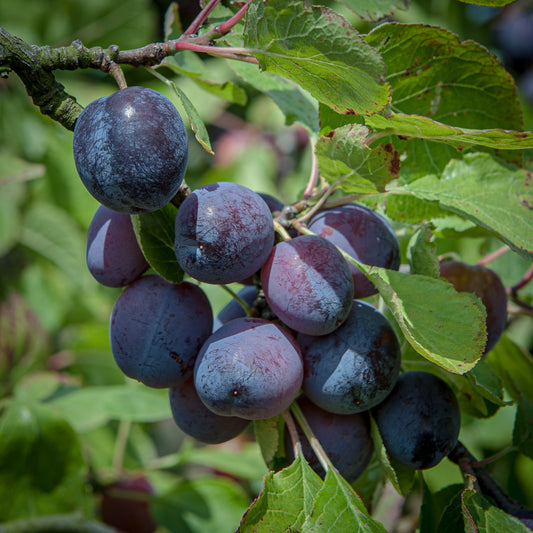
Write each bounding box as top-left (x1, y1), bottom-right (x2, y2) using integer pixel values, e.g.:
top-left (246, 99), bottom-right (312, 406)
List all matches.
top-left (73, 86), bottom-right (508, 485)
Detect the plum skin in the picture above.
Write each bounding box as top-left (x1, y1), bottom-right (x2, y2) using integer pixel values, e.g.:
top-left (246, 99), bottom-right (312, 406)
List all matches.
top-left (285, 395), bottom-right (374, 483)
top-left (307, 204), bottom-right (400, 299)
top-left (109, 275), bottom-right (213, 388)
top-left (194, 317), bottom-right (303, 420)
top-left (261, 235), bottom-right (354, 336)
top-left (174, 182), bottom-right (275, 284)
top-left (86, 205), bottom-right (149, 287)
top-left (298, 300), bottom-right (401, 414)
top-left (169, 378), bottom-right (250, 444)
top-left (73, 86), bottom-right (188, 214)
top-left (372, 371), bottom-right (461, 470)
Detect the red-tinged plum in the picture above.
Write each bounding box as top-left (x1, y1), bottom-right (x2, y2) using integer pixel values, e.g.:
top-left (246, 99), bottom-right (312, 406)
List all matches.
top-left (194, 317), bottom-right (303, 420)
top-left (169, 377), bottom-right (250, 444)
top-left (298, 300), bottom-right (401, 414)
top-left (307, 204), bottom-right (400, 299)
top-left (86, 205), bottom-right (149, 287)
top-left (285, 395), bottom-right (374, 483)
top-left (110, 275), bottom-right (213, 388)
top-left (100, 475), bottom-right (156, 533)
top-left (213, 285), bottom-right (258, 331)
top-left (174, 182), bottom-right (275, 284)
top-left (261, 235), bottom-right (354, 336)
top-left (439, 261), bottom-right (507, 354)
top-left (73, 86), bottom-right (188, 214)
top-left (372, 371), bottom-right (461, 470)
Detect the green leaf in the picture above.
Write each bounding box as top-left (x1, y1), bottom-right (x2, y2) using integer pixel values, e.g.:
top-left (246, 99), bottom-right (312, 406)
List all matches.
top-left (365, 23), bottom-right (524, 178)
top-left (406, 224), bottom-right (439, 277)
top-left (151, 68), bottom-right (214, 154)
top-left (315, 125), bottom-right (400, 193)
top-left (230, 60), bottom-right (319, 132)
top-left (0, 400), bottom-right (86, 521)
top-left (254, 415), bottom-right (287, 471)
top-left (399, 153), bottom-right (533, 260)
top-left (153, 477), bottom-right (250, 533)
top-left (301, 469), bottom-right (387, 532)
top-left (0, 153), bottom-right (45, 184)
top-left (456, 0), bottom-right (516, 5)
top-left (513, 395), bottom-right (533, 459)
top-left (131, 203), bottom-right (183, 284)
top-left (244, 0), bottom-right (390, 117)
top-left (49, 384), bottom-right (172, 431)
top-left (340, 0), bottom-right (410, 22)
top-left (367, 113), bottom-right (533, 151)
top-left (163, 1), bottom-right (182, 41)
top-left (19, 202), bottom-right (93, 288)
top-left (487, 335), bottom-right (533, 406)
top-left (362, 267), bottom-right (487, 373)
top-left (237, 454), bottom-right (323, 532)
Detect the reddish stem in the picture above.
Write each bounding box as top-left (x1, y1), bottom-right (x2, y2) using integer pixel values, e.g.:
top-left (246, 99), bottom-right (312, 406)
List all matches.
top-left (183, 0), bottom-right (222, 36)
top-left (477, 245), bottom-right (510, 266)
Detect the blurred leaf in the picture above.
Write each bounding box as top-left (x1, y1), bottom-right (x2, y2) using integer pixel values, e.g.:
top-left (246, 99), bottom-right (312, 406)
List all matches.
top-left (316, 125), bottom-right (399, 193)
top-left (365, 23), bottom-right (524, 179)
top-left (131, 204), bottom-right (184, 284)
top-left (340, 0), bottom-right (410, 22)
top-left (0, 399), bottom-right (86, 521)
top-left (0, 154), bottom-right (45, 184)
top-left (359, 267), bottom-right (487, 374)
top-left (420, 483), bottom-right (464, 533)
top-left (153, 476), bottom-right (250, 533)
top-left (230, 61), bottom-right (319, 132)
top-left (164, 1), bottom-right (182, 41)
top-left (238, 454), bottom-right (323, 532)
top-left (244, 0), bottom-right (390, 117)
top-left (49, 384), bottom-right (172, 432)
top-left (456, 0), bottom-right (516, 5)
top-left (14, 372), bottom-right (62, 402)
top-left (397, 154), bottom-right (533, 260)
top-left (407, 225), bottom-right (439, 277)
top-left (0, 292), bottom-right (49, 390)
top-left (301, 469), bottom-right (387, 532)
top-left (513, 395), bottom-right (533, 459)
top-left (19, 202), bottom-right (92, 288)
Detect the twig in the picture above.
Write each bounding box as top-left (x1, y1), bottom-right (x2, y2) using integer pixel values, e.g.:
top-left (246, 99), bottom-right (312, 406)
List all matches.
top-left (477, 245), bottom-right (511, 266)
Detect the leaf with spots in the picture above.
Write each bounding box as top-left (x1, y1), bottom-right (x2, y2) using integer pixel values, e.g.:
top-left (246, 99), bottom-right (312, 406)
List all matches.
top-left (315, 124), bottom-right (400, 193)
top-left (244, 0), bottom-right (390, 117)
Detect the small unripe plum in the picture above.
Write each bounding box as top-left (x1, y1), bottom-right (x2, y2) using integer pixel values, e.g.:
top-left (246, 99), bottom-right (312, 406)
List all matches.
top-left (73, 86), bottom-right (188, 214)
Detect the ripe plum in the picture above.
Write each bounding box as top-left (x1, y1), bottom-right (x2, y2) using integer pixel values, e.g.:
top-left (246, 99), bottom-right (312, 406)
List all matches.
top-left (73, 86), bottom-right (188, 214)
top-left (110, 275), bottom-right (213, 388)
top-left (372, 371), bottom-right (461, 470)
top-left (86, 205), bottom-right (149, 287)
top-left (307, 204), bottom-right (400, 298)
top-left (169, 378), bottom-right (250, 444)
top-left (174, 182), bottom-right (275, 284)
top-left (261, 235), bottom-right (354, 336)
top-left (285, 395), bottom-right (374, 483)
top-left (194, 317), bottom-right (303, 420)
top-left (298, 300), bottom-right (401, 414)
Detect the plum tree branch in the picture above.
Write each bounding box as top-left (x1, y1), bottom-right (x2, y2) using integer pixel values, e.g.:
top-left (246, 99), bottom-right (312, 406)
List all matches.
top-left (0, 1), bottom-right (256, 130)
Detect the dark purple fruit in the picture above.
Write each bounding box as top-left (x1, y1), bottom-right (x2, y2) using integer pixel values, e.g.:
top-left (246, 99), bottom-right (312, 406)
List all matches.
top-left (86, 205), bottom-right (149, 287)
top-left (307, 204), bottom-right (400, 298)
top-left (73, 86), bottom-right (188, 214)
top-left (372, 371), bottom-right (461, 470)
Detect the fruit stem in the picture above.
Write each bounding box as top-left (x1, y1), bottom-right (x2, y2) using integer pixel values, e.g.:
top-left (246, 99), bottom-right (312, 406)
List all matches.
top-left (282, 409), bottom-right (303, 459)
top-left (477, 245), bottom-right (510, 266)
top-left (289, 401), bottom-right (335, 474)
top-left (273, 220), bottom-right (293, 241)
top-left (183, 0), bottom-right (222, 36)
top-left (448, 440), bottom-right (527, 515)
top-left (219, 285), bottom-right (252, 315)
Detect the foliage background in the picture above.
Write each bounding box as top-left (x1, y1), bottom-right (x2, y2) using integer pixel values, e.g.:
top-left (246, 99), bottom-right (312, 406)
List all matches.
top-left (1, 0), bottom-right (532, 531)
